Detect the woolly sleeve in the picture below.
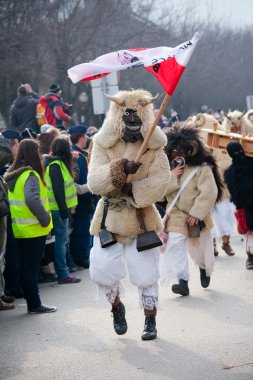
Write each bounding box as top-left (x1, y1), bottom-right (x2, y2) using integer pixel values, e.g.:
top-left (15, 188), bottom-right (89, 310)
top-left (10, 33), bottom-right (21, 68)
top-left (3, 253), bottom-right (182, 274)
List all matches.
top-left (189, 165), bottom-right (218, 220)
top-left (87, 142), bottom-right (127, 196)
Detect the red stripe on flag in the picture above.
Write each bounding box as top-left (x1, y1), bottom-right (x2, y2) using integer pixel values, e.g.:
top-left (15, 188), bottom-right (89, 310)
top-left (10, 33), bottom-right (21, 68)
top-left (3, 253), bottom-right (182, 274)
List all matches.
top-left (81, 72), bottom-right (111, 82)
top-left (145, 57), bottom-right (185, 96)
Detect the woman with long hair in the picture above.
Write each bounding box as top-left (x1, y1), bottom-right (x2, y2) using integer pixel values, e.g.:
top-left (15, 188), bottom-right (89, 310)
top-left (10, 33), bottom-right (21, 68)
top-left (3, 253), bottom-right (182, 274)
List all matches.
top-left (44, 137), bottom-right (80, 284)
top-left (4, 139), bottom-right (57, 313)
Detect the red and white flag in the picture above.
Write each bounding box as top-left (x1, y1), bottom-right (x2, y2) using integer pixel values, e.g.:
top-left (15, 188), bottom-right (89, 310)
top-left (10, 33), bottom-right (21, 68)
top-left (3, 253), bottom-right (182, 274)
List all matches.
top-left (68, 33), bottom-right (199, 96)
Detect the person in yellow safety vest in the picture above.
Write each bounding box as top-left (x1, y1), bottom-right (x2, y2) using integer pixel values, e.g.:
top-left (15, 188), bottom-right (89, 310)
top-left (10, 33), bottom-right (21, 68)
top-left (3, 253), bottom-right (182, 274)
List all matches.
top-left (4, 139), bottom-right (57, 314)
top-left (44, 136), bottom-right (81, 284)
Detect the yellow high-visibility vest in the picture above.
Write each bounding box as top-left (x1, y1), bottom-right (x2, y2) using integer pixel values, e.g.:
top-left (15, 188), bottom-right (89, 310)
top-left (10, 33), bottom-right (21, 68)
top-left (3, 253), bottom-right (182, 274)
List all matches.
top-left (8, 170), bottom-right (52, 238)
top-left (45, 160), bottom-right (77, 210)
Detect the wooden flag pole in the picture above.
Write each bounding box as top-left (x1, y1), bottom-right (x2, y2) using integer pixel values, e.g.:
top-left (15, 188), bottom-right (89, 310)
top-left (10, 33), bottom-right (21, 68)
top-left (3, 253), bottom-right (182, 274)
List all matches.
top-left (126, 93), bottom-right (171, 183)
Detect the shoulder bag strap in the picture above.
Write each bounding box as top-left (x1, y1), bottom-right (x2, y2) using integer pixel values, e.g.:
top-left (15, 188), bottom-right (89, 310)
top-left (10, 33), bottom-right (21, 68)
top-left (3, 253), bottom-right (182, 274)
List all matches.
top-left (166, 167), bottom-right (199, 216)
top-left (100, 197), bottom-right (109, 230)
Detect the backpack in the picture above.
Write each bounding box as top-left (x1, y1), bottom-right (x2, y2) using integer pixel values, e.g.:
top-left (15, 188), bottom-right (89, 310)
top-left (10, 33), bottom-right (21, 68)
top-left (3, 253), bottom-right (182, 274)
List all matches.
top-left (36, 96), bottom-right (57, 127)
top-left (36, 102), bottom-right (48, 126)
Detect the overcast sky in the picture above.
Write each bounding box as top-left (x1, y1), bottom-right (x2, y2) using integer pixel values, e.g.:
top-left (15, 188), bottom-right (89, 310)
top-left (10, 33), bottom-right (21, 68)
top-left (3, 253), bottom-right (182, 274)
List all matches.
top-left (198, 0), bottom-right (253, 28)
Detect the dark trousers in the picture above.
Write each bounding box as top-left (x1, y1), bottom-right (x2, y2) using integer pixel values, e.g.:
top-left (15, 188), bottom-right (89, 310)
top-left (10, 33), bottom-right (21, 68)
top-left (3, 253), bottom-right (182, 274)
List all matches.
top-left (4, 215), bottom-right (22, 297)
top-left (17, 235), bottom-right (46, 311)
top-left (70, 204), bottom-right (92, 266)
top-left (40, 243), bottom-right (54, 266)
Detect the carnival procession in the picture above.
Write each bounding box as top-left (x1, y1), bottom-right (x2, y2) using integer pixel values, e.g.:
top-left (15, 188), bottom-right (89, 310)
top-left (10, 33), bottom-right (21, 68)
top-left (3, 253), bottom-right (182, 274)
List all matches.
top-left (1, 1), bottom-right (253, 379)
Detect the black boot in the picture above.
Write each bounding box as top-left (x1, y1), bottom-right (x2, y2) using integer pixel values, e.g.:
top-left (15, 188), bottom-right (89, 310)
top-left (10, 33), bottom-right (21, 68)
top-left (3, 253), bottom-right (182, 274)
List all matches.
top-left (141, 316), bottom-right (157, 341)
top-left (246, 252), bottom-right (253, 270)
top-left (171, 279), bottom-right (189, 296)
top-left (111, 301), bottom-right (127, 335)
top-left (199, 267), bottom-right (210, 288)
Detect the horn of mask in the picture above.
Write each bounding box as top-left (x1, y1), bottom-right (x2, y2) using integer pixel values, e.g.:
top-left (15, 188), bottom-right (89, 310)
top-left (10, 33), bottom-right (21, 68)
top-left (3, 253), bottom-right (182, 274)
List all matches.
top-left (224, 111), bottom-right (231, 121)
top-left (195, 113), bottom-right (205, 127)
top-left (187, 140), bottom-right (199, 156)
top-left (138, 93), bottom-right (159, 107)
top-left (105, 94), bottom-right (126, 107)
top-left (247, 112), bottom-right (253, 121)
top-left (239, 109), bottom-right (247, 119)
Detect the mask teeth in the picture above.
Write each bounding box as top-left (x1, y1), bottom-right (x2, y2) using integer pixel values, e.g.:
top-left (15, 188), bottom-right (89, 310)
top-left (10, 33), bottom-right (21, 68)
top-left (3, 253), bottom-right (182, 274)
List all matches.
top-left (126, 125), bottom-right (141, 130)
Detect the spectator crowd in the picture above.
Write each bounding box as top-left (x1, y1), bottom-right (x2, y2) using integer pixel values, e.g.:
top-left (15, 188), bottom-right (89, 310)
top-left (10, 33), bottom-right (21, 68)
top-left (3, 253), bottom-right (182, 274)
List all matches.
top-left (0, 82), bottom-right (98, 312)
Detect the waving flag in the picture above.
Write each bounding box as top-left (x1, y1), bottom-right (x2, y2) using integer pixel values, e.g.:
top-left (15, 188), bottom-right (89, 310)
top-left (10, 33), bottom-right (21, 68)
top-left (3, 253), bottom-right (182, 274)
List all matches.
top-left (68, 33), bottom-right (199, 95)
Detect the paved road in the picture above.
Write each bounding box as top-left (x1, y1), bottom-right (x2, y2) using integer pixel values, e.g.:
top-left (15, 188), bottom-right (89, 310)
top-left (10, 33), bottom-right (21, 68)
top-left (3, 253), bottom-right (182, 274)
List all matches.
top-left (1, 234), bottom-right (253, 380)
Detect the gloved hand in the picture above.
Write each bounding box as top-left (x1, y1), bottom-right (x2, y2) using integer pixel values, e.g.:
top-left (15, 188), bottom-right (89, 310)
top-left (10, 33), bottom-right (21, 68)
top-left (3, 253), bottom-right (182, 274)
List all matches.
top-left (121, 182), bottom-right (133, 196)
top-left (123, 160), bottom-right (142, 175)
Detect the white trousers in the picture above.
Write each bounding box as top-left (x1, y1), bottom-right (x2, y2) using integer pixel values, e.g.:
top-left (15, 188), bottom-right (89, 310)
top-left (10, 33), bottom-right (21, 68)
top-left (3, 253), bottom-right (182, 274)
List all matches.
top-left (89, 236), bottom-right (160, 310)
top-left (211, 199), bottom-right (235, 237)
top-left (246, 232), bottom-right (253, 254)
top-left (160, 230), bottom-right (215, 285)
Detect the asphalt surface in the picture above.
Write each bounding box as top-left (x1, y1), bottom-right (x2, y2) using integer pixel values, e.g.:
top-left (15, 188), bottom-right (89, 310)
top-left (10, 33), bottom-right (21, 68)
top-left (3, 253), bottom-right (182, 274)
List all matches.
top-left (1, 234), bottom-right (253, 380)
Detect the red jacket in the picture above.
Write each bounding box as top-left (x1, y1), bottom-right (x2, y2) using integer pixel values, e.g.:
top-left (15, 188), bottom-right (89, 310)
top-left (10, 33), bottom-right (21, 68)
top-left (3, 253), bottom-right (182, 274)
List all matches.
top-left (39, 93), bottom-right (70, 128)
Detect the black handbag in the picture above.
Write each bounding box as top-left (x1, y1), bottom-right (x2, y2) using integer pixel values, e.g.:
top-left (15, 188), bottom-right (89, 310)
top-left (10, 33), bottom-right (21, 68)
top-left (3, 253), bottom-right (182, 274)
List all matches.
top-left (136, 208), bottom-right (162, 252)
top-left (99, 197), bottom-right (117, 248)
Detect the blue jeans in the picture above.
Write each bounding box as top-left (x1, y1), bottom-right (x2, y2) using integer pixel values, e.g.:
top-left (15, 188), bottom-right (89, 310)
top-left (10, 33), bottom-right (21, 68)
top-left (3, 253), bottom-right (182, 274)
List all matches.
top-left (70, 203), bottom-right (92, 266)
top-left (52, 210), bottom-right (69, 280)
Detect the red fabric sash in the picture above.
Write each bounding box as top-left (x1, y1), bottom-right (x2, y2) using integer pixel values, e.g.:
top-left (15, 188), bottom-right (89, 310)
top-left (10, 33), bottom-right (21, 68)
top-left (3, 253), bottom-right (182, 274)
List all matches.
top-left (234, 208), bottom-right (248, 235)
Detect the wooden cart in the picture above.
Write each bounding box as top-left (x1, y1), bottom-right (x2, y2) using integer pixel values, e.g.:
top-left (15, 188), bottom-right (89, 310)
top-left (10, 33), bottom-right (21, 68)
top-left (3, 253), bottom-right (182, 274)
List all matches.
top-left (201, 128), bottom-right (253, 157)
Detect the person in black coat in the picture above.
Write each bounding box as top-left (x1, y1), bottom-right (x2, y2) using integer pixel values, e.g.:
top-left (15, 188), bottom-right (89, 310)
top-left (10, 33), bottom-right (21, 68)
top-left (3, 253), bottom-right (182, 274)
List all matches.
top-left (10, 84), bottom-right (39, 133)
top-left (224, 142), bottom-right (253, 269)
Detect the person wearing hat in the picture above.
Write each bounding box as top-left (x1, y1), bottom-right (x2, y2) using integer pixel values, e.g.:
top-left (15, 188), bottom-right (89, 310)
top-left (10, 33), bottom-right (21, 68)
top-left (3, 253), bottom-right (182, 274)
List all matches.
top-left (68, 125), bottom-right (93, 269)
top-left (20, 128), bottom-right (37, 140)
top-left (2, 130), bottom-right (20, 140)
top-left (40, 124), bottom-right (54, 134)
top-left (10, 84), bottom-right (39, 133)
top-left (38, 84), bottom-right (72, 130)
top-left (0, 130), bottom-right (19, 176)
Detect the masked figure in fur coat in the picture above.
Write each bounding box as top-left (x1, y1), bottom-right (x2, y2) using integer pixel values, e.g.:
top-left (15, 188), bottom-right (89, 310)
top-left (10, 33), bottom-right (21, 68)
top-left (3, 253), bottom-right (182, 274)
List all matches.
top-left (160, 126), bottom-right (223, 296)
top-left (87, 89), bottom-right (170, 340)
top-left (224, 142), bottom-right (253, 270)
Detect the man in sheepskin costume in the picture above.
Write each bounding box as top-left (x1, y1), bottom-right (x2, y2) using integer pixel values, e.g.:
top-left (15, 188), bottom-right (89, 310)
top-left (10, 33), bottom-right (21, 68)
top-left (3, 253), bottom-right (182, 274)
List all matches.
top-left (184, 113), bottom-right (235, 256)
top-left (160, 126), bottom-right (223, 296)
top-left (87, 89), bottom-right (170, 340)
